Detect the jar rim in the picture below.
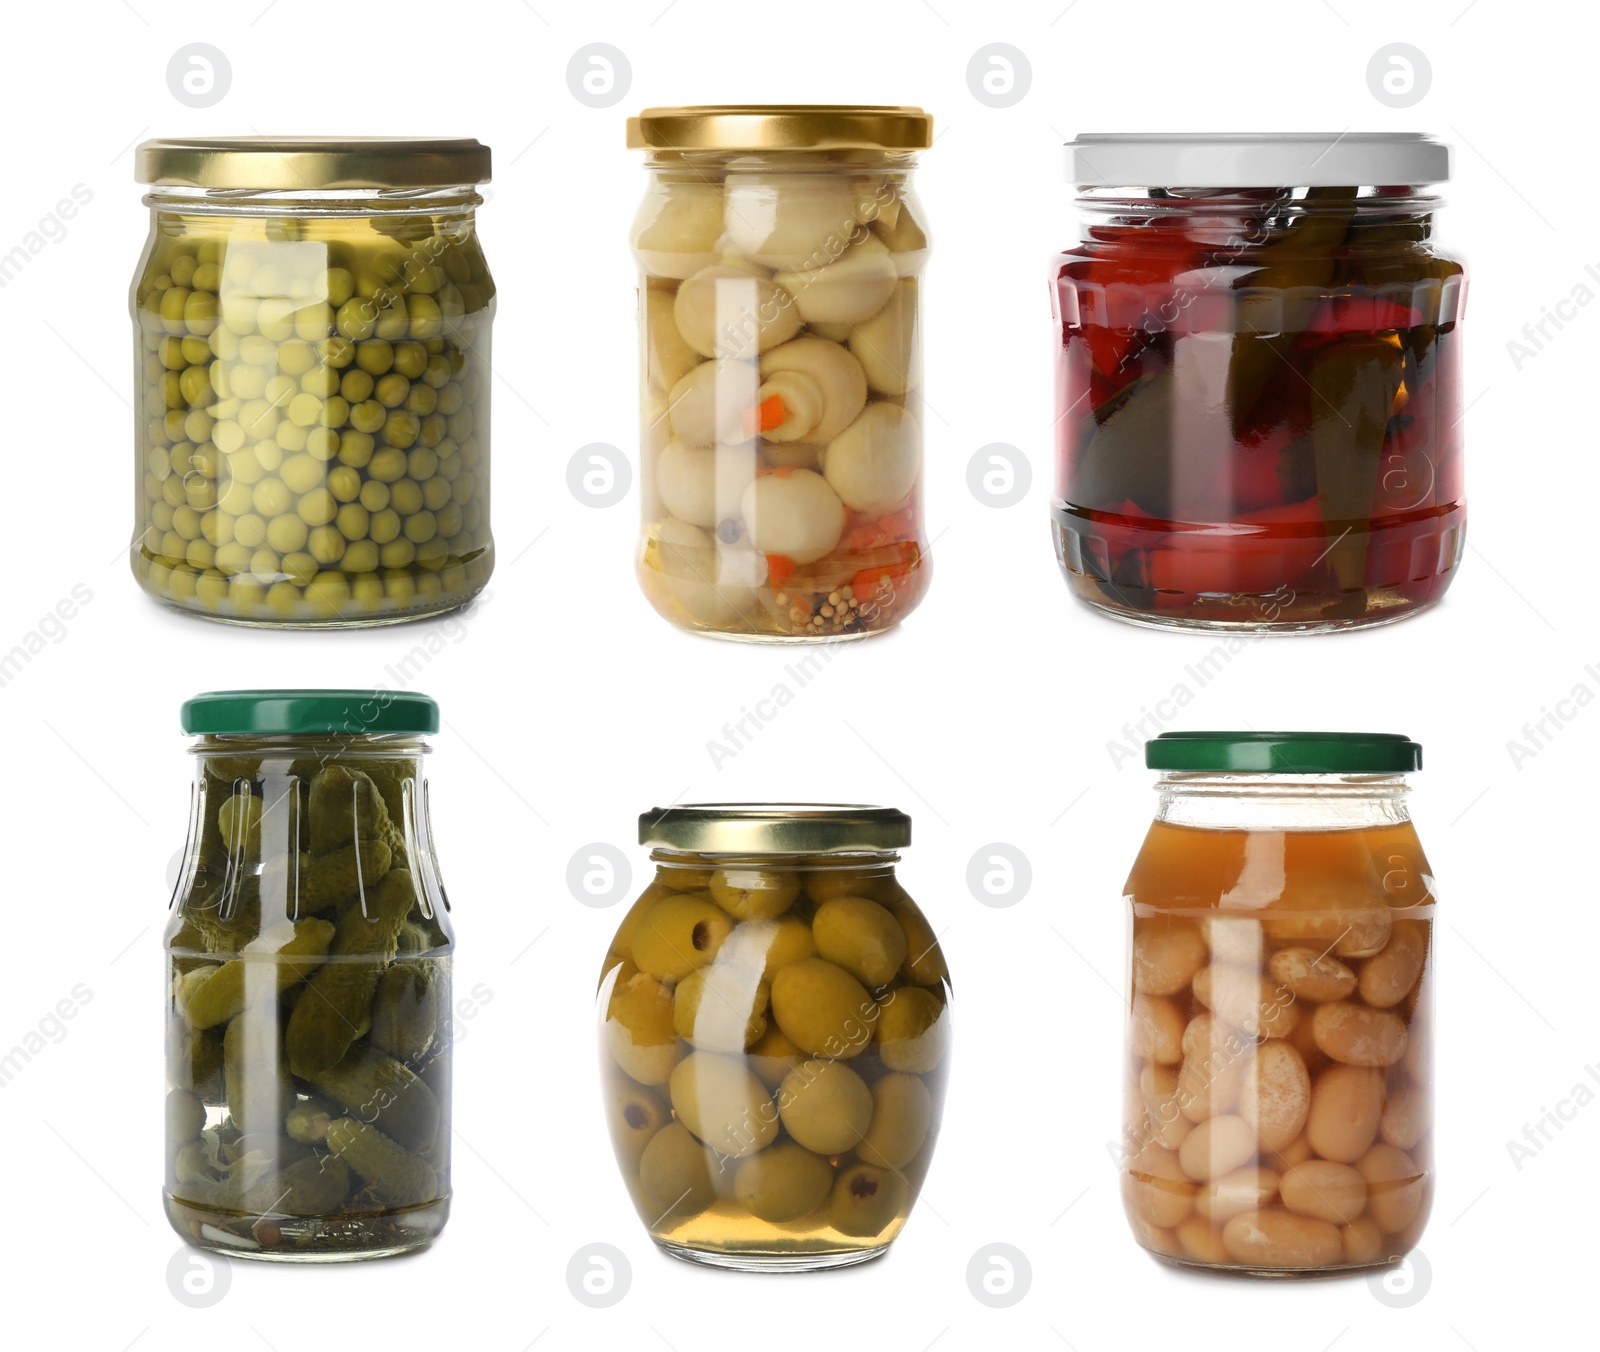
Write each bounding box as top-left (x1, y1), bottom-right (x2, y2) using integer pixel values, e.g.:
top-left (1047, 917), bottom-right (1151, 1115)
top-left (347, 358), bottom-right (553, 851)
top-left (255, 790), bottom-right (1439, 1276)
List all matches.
top-left (639, 802), bottom-right (911, 853)
top-left (136, 137), bottom-right (492, 190)
top-left (181, 690), bottom-right (439, 737)
top-left (1064, 132), bottom-right (1448, 189)
top-left (627, 106), bottom-right (932, 152)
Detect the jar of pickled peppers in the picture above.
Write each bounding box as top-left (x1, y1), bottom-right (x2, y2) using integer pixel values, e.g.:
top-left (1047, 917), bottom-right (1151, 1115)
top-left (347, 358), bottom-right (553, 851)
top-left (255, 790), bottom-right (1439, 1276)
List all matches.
top-left (1052, 134), bottom-right (1466, 631)
top-left (598, 804), bottom-right (951, 1269)
top-left (131, 138), bottom-right (496, 627)
top-left (164, 690), bottom-right (455, 1261)
top-left (629, 106), bottom-right (933, 641)
top-left (1121, 733), bottom-right (1435, 1274)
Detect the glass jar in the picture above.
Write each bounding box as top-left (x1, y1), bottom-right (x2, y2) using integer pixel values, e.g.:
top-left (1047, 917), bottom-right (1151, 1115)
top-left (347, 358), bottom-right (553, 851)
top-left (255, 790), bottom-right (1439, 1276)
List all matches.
top-left (164, 690), bottom-right (454, 1261)
top-left (131, 138), bottom-right (495, 627)
top-left (598, 804), bottom-right (951, 1270)
top-left (1052, 134), bottom-right (1466, 632)
top-left (1119, 733), bottom-right (1435, 1275)
top-left (629, 107), bottom-right (934, 642)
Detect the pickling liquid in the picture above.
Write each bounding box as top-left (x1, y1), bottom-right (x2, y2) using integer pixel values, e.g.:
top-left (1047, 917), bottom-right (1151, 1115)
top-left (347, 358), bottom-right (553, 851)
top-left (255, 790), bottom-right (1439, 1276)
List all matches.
top-left (1120, 822), bottom-right (1434, 1274)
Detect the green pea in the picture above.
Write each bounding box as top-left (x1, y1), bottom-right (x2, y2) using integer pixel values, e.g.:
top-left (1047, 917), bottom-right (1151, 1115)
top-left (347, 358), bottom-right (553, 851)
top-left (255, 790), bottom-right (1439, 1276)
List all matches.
top-left (160, 529), bottom-right (185, 559)
top-left (389, 480), bottom-right (423, 515)
top-left (172, 505), bottom-right (202, 540)
top-left (393, 342), bottom-right (427, 379)
top-left (380, 538), bottom-right (416, 568)
top-left (265, 581), bottom-right (301, 615)
top-left (348, 548), bottom-right (383, 582)
top-left (255, 440), bottom-right (285, 472)
top-left (200, 510), bottom-right (234, 547)
top-left (383, 411), bottom-right (420, 449)
top-left (369, 508), bottom-right (402, 544)
top-left (335, 502), bottom-right (369, 538)
top-left (229, 366), bottom-right (268, 401)
top-left (375, 373), bottom-right (410, 408)
top-left (297, 488), bottom-right (337, 527)
top-left (264, 374), bottom-right (298, 408)
top-left (276, 339), bottom-right (316, 376)
top-left (206, 360), bottom-right (231, 400)
top-left (318, 335), bottom-right (356, 368)
top-left (423, 356), bottom-right (451, 389)
top-left (384, 570), bottom-right (416, 605)
top-left (418, 414), bottom-right (447, 448)
top-left (160, 371), bottom-right (184, 409)
top-left (239, 400), bottom-right (280, 440)
top-left (349, 400), bottom-right (386, 434)
top-left (281, 551), bottom-right (318, 585)
top-left (257, 297), bottom-right (297, 341)
top-left (435, 502), bottom-right (463, 538)
top-left (306, 426), bottom-right (340, 460)
top-left (160, 286), bottom-right (191, 335)
top-left (150, 500), bottom-right (176, 531)
top-left (234, 513), bottom-right (268, 548)
top-left (252, 478), bottom-right (293, 517)
top-left (168, 564), bottom-right (200, 601)
top-left (266, 510), bottom-right (309, 554)
top-left (214, 542), bottom-right (251, 574)
top-left (280, 453), bottom-right (324, 495)
top-left (275, 420), bottom-right (309, 453)
top-left (358, 480), bottom-right (390, 511)
top-left (184, 291), bottom-right (219, 336)
top-left (185, 537), bottom-right (216, 570)
top-left (406, 384), bottom-right (437, 417)
top-left (250, 545), bottom-right (280, 575)
top-left (288, 393), bottom-right (323, 427)
top-left (158, 337), bottom-right (186, 370)
top-left (193, 261), bottom-right (223, 292)
top-left (179, 366), bottom-right (214, 407)
top-left (209, 325), bottom-right (240, 361)
top-left (307, 525), bottom-right (346, 565)
top-left (320, 395), bottom-right (350, 428)
top-left (230, 574), bottom-right (266, 609)
top-left (336, 297), bottom-right (377, 341)
top-left (368, 448), bottom-right (408, 483)
top-left (169, 255), bottom-right (198, 287)
top-left (196, 568), bottom-right (230, 609)
top-left (301, 366), bottom-right (341, 398)
top-left (165, 410), bottom-right (190, 442)
top-left (374, 301), bottom-right (409, 342)
top-left (422, 476), bottom-right (452, 512)
top-left (340, 368), bottom-right (375, 403)
top-left (181, 336), bottom-right (212, 365)
top-left (403, 511), bottom-right (437, 544)
top-left (325, 268), bottom-right (355, 307)
top-left (356, 340), bottom-right (394, 376)
top-left (414, 537), bottom-right (448, 571)
top-left (407, 294), bottom-right (443, 339)
top-left (338, 430), bottom-right (376, 468)
top-left (295, 301), bottom-right (334, 341)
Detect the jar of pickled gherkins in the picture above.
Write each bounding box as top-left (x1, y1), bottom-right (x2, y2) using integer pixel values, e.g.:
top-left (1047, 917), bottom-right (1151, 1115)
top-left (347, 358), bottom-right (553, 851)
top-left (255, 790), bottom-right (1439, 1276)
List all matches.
top-left (131, 139), bottom-right (495, 626)
top-left (1052, 134), bottom-right (1466, 631)
top-left (598, 804), bottom-right (951, 1269)
top-left (1120, 733), bottom-right (1436, 1275)
top-left (629, 107), bottom-right (934, 641)
top-left (164, 690), bottom-right (454, 1261)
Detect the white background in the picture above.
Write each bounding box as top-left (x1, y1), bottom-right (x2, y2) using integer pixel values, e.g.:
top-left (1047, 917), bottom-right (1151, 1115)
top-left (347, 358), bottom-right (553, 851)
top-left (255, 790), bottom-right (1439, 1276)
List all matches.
top-left (0, 1), bottom-right (1590, 1348)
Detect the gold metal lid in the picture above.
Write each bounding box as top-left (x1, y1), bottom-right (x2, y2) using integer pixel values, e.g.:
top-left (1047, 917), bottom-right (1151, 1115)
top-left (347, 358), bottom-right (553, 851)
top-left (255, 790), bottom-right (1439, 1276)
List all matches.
top-left (626, 106), bottom-right (932, 152)
top-left (640, 803), bottom-right (911, 854)
top-left (135, 137), bottom-right (492, 190)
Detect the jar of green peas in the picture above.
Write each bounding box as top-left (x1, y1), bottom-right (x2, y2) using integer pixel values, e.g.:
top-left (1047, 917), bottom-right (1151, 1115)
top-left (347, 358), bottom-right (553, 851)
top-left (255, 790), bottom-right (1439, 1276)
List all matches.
top-left (130, 138), bottom-right (496, 626)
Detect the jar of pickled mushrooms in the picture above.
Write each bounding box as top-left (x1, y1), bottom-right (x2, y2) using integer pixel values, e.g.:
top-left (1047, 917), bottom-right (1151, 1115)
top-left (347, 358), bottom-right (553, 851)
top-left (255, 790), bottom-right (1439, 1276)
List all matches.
top-left (598, 804), bottom-right (951, 1269)
top-left (1121, 733), bottom-right (1435, 1275)
top-left (131, 138), bottom-right (495, 627)
top-left (164, 690), bottom-right (454, 1261)
top-left (629, 107), bottom-right (933, 641)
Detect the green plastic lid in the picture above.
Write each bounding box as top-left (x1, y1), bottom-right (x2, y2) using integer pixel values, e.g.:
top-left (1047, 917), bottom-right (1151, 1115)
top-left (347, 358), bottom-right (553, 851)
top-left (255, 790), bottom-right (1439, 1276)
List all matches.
top-left (181, 690), bottom-right (439, 737)
top-left (1147, 731), bottom-right (1421, 774)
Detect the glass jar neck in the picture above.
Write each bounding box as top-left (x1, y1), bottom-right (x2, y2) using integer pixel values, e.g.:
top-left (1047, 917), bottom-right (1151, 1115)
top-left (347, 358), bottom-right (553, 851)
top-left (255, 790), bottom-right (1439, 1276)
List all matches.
top-left (1154, 772), bottom-right (1412, 831)
top-left (650, 849), bottom-right (899, 871)
top-left (644, 148), bottom-right (920, 175)
top-left (1075, 185), bottom-right (1440, 251)
top-left (145, 183), bottom-right (482, 219)
top-left (191, 733), bottom-right (431, 764)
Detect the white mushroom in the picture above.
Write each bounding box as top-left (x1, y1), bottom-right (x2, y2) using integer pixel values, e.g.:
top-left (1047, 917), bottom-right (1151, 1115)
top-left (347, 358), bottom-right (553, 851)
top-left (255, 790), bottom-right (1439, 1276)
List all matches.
top-left (631, 179), bottom-right (726, 279)
top-left (824, 403), bottom-right (921, 514)
top-left (872, 194), bottom-right (930, 276)
top-left (775, 235), bottom-right (897, 327)
top-left (667, 359), bottom-right (759, 449)
top-left (655, 439), bottom-right (760, 530)
top-left (758, 337), bottom-right (868, 444)
top-left (646, 287), bottom-right (702, 393)
top-left (673, 262), bottom-right (802, 360)
top-left (649, 516), bottom-right (760, 626)
top-left (754, 369), bottom-right (825, 443)
top-left (848, 280), bottom-right (919, 396)
top-left (725, 174), bottom-right (865, 271)
top-left (739, 469), bottom-right (845, 564)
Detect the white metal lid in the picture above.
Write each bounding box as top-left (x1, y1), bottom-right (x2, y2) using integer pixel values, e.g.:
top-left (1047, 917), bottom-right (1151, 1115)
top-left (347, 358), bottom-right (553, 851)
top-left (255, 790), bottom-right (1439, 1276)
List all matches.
top-left (1065, 133), bottom-right (1449, 188)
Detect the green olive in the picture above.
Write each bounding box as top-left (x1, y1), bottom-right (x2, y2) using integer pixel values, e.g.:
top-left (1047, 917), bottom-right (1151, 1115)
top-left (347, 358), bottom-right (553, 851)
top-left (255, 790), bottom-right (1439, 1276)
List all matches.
top-left (709, 868), bottom-right (801, 921)
top-left (858, 1072), bottom-right (932, 1169)
top-left (777, 1058), bottom-right (872, 1154)
top-left (631, 894), bottom-right (734, 980)
top-left (668, 1051), bottom-right (779, 1158)
top-left (812, 897), bottom-right (908, 988)
top-left (734, 1143), bottom-right (834, 1223)
top-left (638, 1122), bottom-right (715, 1217)
top-left (874, 986), bottom-right (949, 1073)
top-left (770, 958), bottom-right (877, 1059)
top-left (829, 1163), bottom-right (907, 1238)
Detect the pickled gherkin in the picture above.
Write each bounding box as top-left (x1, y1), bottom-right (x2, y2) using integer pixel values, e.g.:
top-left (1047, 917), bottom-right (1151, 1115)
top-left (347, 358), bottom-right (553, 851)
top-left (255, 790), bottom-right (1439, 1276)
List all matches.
top-left (165, 695), bottom-right (454, 1262)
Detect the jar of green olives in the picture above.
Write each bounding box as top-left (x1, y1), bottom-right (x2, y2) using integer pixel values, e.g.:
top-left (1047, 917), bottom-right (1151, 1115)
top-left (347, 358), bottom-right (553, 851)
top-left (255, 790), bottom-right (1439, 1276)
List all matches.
top-left (629, 107), bottom-right (933, 641)
top-left (599, 804), bottom-right (951, 1270)
top-left (165, 690), bottom-right (455, 1261)
top-left (131, 139), bottom-right (496, 626)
